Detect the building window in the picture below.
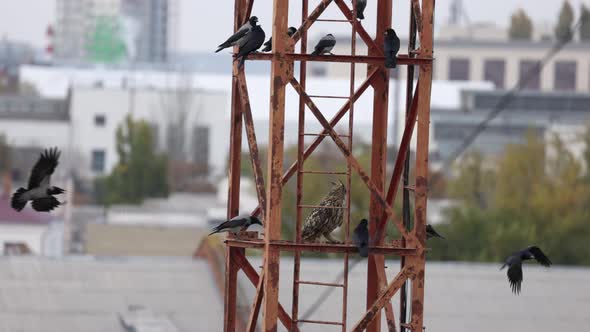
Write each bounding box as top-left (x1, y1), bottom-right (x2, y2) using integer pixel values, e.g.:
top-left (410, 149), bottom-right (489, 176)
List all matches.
top-left (554, 61), bottom-right (576, 91)
top-left (448, 58), bottom-right (470, 81)
top-left (519, 60), bottom-right (541, 90)
top-left (483, 59), bottom-right (505, 88)
top-left (91, 150), bottom-right (105, 172)
top-left (94, 114), bottom-right (106, 127)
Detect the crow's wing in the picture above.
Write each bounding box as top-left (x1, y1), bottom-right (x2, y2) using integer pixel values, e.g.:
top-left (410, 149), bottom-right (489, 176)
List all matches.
top-left (218, 22), bottom-right (251, 48)
top-left (214, 217), bottom-right (248, 231)
top-left (237, 27), bottom-right (265, 57)
top-left (28, 147), bottom-right (60, 189)
top-left (527, 246), bottom-right (552, 267)
top-left (352, 225), bottom-right (369, 257)
top-left (506, 261), bottom-right (523, 294)
top-left (32, 196), bottom-right (61, 212)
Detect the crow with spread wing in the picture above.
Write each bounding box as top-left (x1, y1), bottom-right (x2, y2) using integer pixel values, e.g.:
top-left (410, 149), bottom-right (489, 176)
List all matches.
top-left (501, 246), bottom-right (552, 294)
top-left (11, 147), bottom-right (65, 212)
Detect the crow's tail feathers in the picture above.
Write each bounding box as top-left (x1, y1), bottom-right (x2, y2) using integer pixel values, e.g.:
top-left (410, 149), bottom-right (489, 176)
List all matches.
top-left (311, 50), bottom-right (320, 56)
top-left (238, 56), bottom-right (246, 69)
top-left (385, 55), bottom-right (397, 69)
top-left (357, 12), bottom-right (365, 20)
top-left (358, 244), bottom-right (369, 258)
top-left (11, 188), bottom-right (28, 212)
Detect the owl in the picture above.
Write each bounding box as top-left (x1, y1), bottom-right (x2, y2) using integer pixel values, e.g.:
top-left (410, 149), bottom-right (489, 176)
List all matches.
top-left (301, 181), bottom-right (347, 243)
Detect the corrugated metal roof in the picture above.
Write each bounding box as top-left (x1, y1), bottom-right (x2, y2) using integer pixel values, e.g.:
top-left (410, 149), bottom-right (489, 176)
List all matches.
top-left (0, 257), bottom-right (222, 332)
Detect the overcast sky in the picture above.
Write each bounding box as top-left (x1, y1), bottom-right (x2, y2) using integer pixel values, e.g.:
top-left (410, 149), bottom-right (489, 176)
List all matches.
top-left (0, 0), bottom-right (588, 53)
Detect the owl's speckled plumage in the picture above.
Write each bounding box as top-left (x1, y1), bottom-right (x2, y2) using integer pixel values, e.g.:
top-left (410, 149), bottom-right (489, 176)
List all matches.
top-left (301, 181), bottom-right (347, 243)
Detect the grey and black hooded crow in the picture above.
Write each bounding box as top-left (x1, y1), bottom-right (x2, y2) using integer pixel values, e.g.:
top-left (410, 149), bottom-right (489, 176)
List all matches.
top-left (501, 246), bottom-right (552, 294)
top-left (311, 34), bottom-right (336, 56)
top-left (11, 147), bottom-right (65, 212)
top-left (236, 25), bottom-right (265, 68)
top-left (208, 215), bottom-right (263, 236)
top-left (215, 16), bottom-right (259, 53)
top-left (261, 27), bottom-right (297, 52)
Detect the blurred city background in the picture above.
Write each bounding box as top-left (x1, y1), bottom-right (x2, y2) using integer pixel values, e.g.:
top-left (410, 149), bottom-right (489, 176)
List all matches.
top-left (0, 0), bottom-right (589, 331)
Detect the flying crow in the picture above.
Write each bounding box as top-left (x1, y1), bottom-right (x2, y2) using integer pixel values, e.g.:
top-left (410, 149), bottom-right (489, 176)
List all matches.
top-left (236, 25), bottom-right (265, 68)
top-left (354, 0), bottom-right (367, 20)
top-left (261, 26), bottom-right (297, 52)
top-left (384, 28), bottom-right (400, 68)
top-left (11, 147), bottom-right (65, 212)
top-left (501, 246), bottom-right (552, 294)
top-left (311, 34), bottom-right (336, 56)
top-left (208, 215), bottom-right (263, 236)
top-left (426, 224), bottom-right (445, 239)
top-left (352, 219), bottom-right (369, 257)
top-left (215, 16), bottom-right (259, 53)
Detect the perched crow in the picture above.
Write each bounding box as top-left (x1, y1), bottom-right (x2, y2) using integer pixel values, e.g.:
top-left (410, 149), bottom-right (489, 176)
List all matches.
top-left (354, 0), bottom-right (367, 20)
top-left (501, 246), bottom-right (552, 294)
top-left (426, 224), bottom-right (445, 239)
top-left (261, 26), bottom-right (297, 52)
top-left (11, 147), bottom-right (65, 212)
top-left (311, 34), bottom-right (336, 56)
top-left (384, 28), bottom-right (400, 68)
top-left (236, 25), bottom-right (266, 68)
top-left (208, 215), bottom-right (263, 236)
top-left (352, 219), bottom-right (369, 257)
top-left (302, 181), bottom-right (346, 243)
top-left (215, 16), bottom-right (258, 53)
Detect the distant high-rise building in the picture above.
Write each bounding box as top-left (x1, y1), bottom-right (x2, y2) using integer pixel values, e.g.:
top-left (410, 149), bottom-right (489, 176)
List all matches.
top-left (54, 0), bottom-right (176, 63)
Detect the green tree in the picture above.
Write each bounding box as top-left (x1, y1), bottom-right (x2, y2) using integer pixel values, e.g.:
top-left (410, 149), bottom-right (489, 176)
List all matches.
top-left (96, 116), bottom-right (169, 205)
top-left (581, 4), bottom-right (590, 41)
top-left (555, 1), bottom-right (575, 42)
top-left (85, 15), bottom-right (127, 63)
top-left (430, 132), bottom-right (590, 265)
top-left (509, 9), bottom-right (533, 40)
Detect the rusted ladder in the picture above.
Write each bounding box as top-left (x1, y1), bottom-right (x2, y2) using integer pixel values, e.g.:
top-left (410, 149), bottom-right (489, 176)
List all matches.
top-left (290, 1), bottom-right (359, 330)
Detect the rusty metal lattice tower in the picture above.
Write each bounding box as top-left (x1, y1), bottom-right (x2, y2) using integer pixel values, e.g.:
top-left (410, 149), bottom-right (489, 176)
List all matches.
top-left (223, 0), bottom-right (435, 331)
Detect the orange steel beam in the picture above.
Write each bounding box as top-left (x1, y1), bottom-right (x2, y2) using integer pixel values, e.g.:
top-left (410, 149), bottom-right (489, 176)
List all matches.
top-left (247, 53), bottom-right (432, 66)
top-left (263, 0), bottom-right (290, 330)
top-left (374, 254), bottom-right (398, 332)
top-left (237, 72), bottom-right (267, 219)
top-left (226, 239), bottom-right (418, 255)
top-left (375, 79), bottom-right (421, 243)
top-left (406, 0), bottom-right (435, 330)
top-left (351, 266), bottom-right (414, 331)
top-left (225, 0), bottom-right (246, 330)
top-left (232, 250), bottom-right (299, 331)
top-left (289, 77), bottom-right (416, 245)
top-left (250, 68), bottom-right (379, 217)
top-left (244, 0), bottom-right (254, 22)
top-left (291, 0), bottom-right (332, 44)
top-left (246, 270), bottom-right (265, 332)
top-left (365, 2), bottom-right (391, 331)
top-left (333, 0), bottom-right (382, 56)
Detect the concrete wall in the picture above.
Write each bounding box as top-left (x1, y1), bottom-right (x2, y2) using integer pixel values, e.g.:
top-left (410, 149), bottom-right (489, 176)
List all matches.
top-left (0, 224), bottom-right (48, 255)
top-left (85, 223), bottom-right (206, 256)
